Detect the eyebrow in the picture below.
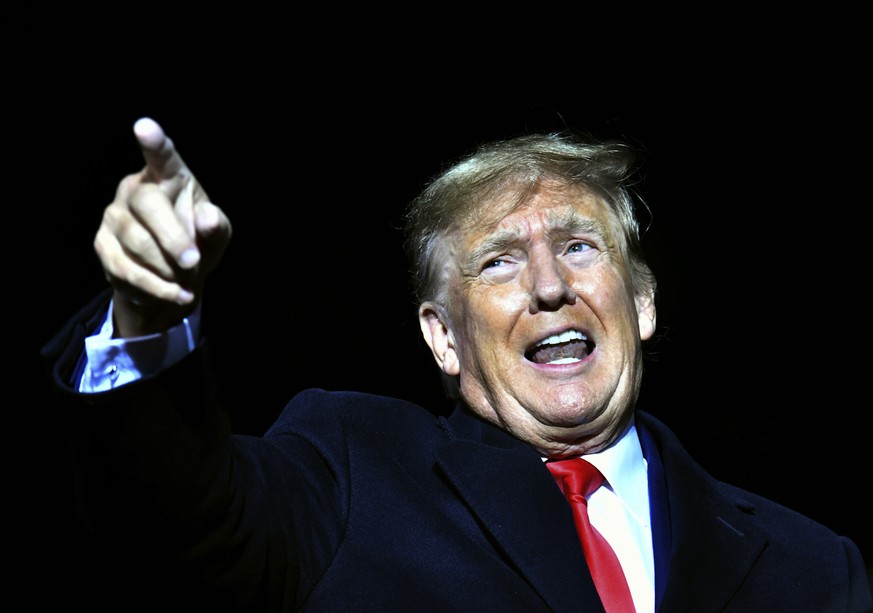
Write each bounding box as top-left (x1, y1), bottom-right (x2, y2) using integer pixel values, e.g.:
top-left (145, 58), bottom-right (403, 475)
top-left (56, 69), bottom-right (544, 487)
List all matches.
top-left (465, 209), bottom-right (608, 266)
top-left (548, 209), bottom-right (608, 241)
top-left (465, 229), bottom-right (526, 268)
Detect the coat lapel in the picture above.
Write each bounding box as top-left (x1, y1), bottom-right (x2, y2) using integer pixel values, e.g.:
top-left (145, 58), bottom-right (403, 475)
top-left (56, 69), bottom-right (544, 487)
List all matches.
top-left (637, 412), bottom-right (769, 612)
top-left (435, 407), bottom-right (605, 612)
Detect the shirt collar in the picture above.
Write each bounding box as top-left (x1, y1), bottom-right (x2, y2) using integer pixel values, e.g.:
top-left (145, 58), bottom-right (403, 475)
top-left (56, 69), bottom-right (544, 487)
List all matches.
top-left (580, 418), bottom-right (650, 524)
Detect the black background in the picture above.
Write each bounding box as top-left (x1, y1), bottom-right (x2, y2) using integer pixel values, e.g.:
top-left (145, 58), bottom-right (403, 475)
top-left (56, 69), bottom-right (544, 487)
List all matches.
top-left (18, 38), bottom-right (872, 605)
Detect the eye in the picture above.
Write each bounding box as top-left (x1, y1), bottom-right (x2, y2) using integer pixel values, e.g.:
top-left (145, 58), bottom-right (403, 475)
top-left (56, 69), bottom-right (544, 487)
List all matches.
top-left (484, 258), bottom-right (508, 269)
top-left (566, 242), bottom-right (593, 254)
top-left (480, 255), bottom-right (519, 282)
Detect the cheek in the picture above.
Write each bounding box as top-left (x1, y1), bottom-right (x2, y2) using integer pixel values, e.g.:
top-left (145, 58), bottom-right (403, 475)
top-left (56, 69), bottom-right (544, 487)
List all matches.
top-left (576, 275), bottom-right (639, 327)
top-left (453, 289), bottom-right (525, 361)
top-left (487, 288), bottom-right (529, 316)
top-left (575, 273), bottom-right (617, 306)
top-left (465, 288), bottom-right (526, 334)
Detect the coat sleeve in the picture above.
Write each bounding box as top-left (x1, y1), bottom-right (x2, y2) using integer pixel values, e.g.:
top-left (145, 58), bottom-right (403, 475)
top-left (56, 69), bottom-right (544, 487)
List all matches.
top-left (40, 292), bottom-right (344, 612)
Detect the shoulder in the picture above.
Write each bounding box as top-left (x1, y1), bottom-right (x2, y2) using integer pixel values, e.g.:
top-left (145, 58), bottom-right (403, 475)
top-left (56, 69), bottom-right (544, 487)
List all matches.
top-left (637, 410), bottom-right (863, 558)
top-left (256, 388), bottom-right (450, 486)
top-left (264, 387), bottom-right (443, 445)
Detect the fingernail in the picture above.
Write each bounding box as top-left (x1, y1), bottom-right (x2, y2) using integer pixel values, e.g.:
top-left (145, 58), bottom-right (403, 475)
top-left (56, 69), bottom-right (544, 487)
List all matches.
top-left (177, 289), bottom-right (195, 304)
top-left (179, 248), bottom-right (200, 269)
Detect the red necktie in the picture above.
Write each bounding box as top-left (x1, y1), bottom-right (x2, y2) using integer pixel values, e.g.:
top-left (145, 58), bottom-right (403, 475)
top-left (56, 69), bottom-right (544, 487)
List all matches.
top-left (547, 458), bottom-right (636, 613)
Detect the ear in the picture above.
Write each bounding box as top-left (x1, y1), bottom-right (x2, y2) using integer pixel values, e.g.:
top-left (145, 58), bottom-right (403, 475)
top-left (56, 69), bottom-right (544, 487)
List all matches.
top-left (635, 286), bottom-right (656, 341)
top-left (418, 301), bottom-right (460, 376)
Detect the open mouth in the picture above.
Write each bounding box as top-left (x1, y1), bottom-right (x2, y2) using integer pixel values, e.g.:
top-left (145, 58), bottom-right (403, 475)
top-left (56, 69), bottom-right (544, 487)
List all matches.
top-left (525, 329), bottom-right (594, 365)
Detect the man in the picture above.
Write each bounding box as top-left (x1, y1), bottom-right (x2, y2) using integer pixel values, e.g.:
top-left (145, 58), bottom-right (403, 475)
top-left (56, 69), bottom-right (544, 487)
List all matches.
top-left (43, 117), bottom-right (872, 611)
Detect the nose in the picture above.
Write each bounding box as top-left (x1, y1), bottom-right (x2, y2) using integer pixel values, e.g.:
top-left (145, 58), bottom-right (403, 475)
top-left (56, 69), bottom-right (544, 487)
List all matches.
top-left (526, 246), bottom-right (576, 312)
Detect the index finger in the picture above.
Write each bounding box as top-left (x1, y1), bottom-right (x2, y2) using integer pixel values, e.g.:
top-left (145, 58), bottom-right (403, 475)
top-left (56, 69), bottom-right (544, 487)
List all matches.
top-left (133, 117), bottom-right (185, 181)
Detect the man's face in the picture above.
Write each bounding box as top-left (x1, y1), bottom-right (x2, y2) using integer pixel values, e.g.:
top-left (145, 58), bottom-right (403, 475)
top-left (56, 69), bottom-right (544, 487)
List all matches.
top-left (419, 181), bottom-right (656, 457)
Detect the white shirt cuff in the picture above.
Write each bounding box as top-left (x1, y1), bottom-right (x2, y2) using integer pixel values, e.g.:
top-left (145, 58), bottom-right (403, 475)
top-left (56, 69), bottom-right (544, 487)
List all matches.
top-left (78, 301), bottom-right (201, 393)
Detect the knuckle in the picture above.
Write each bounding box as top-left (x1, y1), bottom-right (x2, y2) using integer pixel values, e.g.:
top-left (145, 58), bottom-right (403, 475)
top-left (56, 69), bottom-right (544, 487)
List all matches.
top-left (115, 173), bottom-right (141, 197)
top-left (127, 183), bottom-right (164, 214)
top-left (102, 202), bottom-right (125, 227)
top-left (98, 250), bottom-right (124, 284)
top-left (120, 224), bottom-right (150, 254)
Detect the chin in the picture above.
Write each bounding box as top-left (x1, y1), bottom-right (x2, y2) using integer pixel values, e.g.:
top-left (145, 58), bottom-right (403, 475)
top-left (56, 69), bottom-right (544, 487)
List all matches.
top-left (527, 400), bottom-right (602, 430)
top-left (546, 387), bottom-right (606, 419)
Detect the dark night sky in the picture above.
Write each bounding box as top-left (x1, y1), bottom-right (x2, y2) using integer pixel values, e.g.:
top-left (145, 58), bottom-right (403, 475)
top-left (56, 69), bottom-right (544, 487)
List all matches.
top-left (19, 49), bottom-right (871, 603)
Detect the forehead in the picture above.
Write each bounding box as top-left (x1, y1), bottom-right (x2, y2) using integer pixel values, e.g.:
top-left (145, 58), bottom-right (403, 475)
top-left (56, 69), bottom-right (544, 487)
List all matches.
top-left (459, 181), bottom-right (615, 243)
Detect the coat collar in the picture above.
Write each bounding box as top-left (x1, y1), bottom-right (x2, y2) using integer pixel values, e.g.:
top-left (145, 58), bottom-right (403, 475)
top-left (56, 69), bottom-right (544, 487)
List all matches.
top-left (435, 404), bottom-right (605, 612)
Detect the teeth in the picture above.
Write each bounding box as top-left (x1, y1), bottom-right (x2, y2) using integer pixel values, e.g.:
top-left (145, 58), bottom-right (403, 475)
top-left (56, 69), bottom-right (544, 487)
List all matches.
top-left (537, 329), bottom-right (586, 347)
top-left (549, 357), bottom-right (579, 365)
